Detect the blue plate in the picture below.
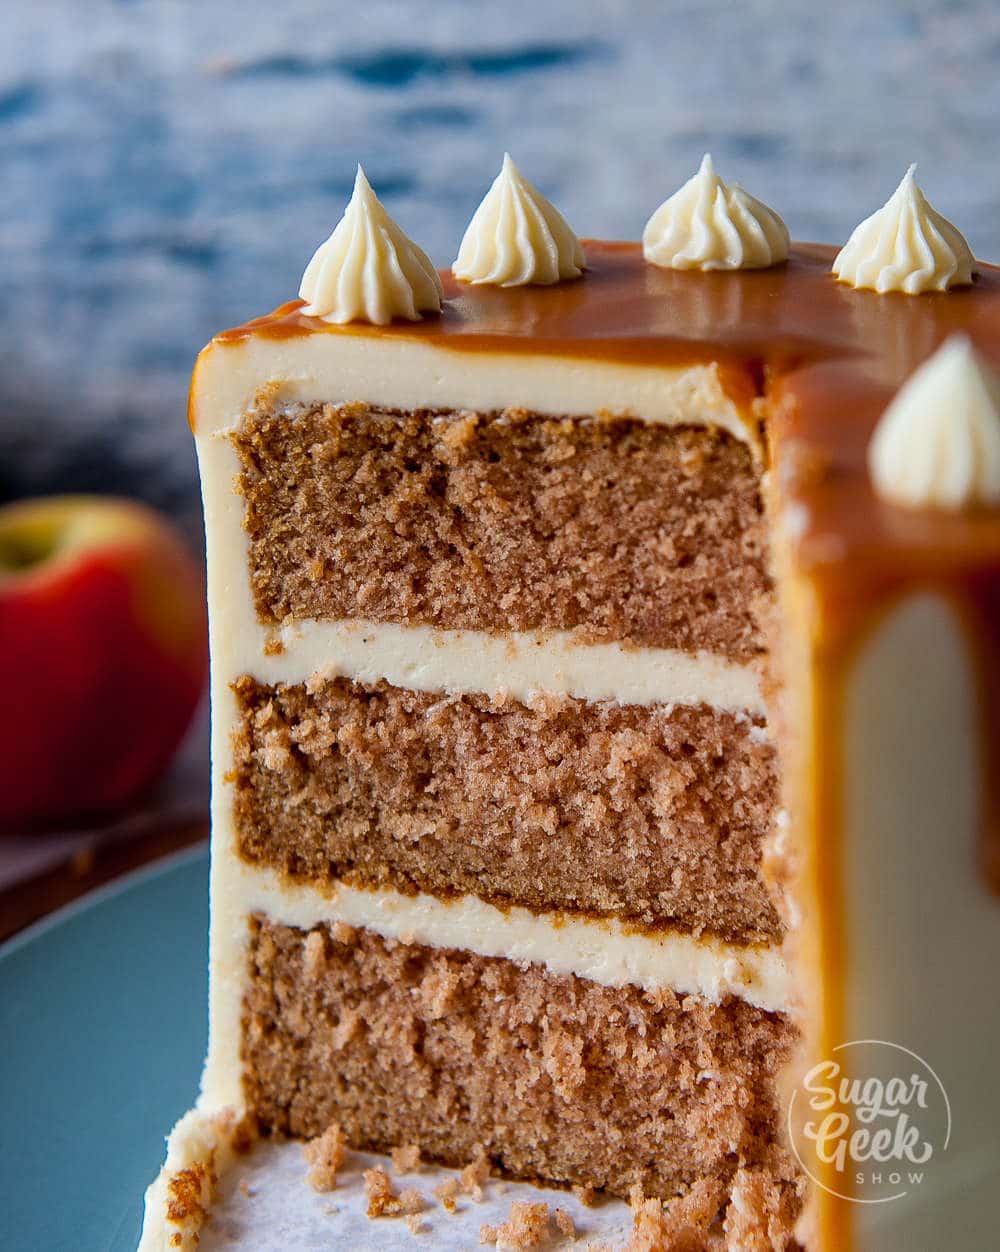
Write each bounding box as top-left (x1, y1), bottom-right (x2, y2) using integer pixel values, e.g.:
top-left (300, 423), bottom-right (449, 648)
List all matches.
top-left (0, 846), bottom-right (209, 1252)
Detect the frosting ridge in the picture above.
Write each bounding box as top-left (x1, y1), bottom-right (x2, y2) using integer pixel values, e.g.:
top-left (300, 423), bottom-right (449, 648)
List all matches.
top-left (869, 334), bottom-right (1000, 509)
top-left (299, 165), bottom-right (442, 325)
top-left (453, 153), bottom-right (584, 287)
top-left (833, 165), bottom-right (975, 295)
top-left (642, 153), bottom-right (789, 271)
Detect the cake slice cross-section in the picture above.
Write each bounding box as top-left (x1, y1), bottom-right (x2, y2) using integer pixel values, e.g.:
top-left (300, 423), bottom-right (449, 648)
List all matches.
top-left (141, 217), bottom-right (1000, 1250)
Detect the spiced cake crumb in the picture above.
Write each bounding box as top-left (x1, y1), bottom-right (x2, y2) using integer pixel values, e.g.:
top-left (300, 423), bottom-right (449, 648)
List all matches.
top-left (166, 1163), bottom-right (211, 1228)
top-left (572, 1185), bottom-right (596, 1208)
top-left (302, 930), bottom-right (326, 979)
top-left (480, 1200), bottom-right (552, 1247)
top-left (392, 1142), bottom-right (422, 1173)
top-left (303, 1120), bottom-right (345, 1192)
top-left (435, 1178), bottom-right (460, 1213)
top-left (364, 1166), bottom-right (427, 1218)
top-left (554, 1207), bottom-right (576, 1238)
top-left (364, 1166), bottom-right (397, 1216)
top-left (626, 1178), bottom-right (726, 1251)
top-left (723, 1167), bottom-right (802, 1251)
top-left (460, 1147), bottom-right (490, 1200)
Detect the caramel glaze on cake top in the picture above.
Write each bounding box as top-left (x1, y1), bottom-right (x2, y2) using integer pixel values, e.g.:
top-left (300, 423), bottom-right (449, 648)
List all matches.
top-left (213, 239), bottom-right (1000, 894)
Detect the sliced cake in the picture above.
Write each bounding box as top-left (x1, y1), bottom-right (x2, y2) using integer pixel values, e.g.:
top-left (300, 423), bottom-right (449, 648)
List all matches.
top-left (140, 157), bottom-right (1000, 1251)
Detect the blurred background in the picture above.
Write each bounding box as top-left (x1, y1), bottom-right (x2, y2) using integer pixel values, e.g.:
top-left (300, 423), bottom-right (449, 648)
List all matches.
top-left (4, 0), bottom-right (1000, 537)
top-left (3, 0), bottom-right (1000, 920)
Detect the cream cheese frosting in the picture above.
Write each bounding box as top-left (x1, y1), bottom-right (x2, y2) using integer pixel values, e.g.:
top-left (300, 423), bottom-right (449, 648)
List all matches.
top-left (189, 328), bottom-right (756, 446)
top-left (298, 165), bottom-right (442, 325)
top-left (869, 334), bottom-right (1000, 509)
top-left (138, 1107), bottom-right (253, 1252)
top-left (231, 615), bottom-right (767, 714)
top-left (833, 165), bottom-right (976, 295)
top-left (642, 153), bottom-right (789, 271)
top-left (452, 152), bottom-right (584, 286)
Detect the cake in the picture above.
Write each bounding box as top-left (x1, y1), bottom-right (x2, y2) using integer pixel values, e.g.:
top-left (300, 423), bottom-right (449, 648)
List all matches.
top-left (140, 156), bottom-right (1000, 1250)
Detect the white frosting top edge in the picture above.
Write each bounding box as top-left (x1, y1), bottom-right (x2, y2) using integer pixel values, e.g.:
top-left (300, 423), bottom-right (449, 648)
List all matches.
top-left (190, 324), bottom-right (755, 447)
top-left (299, 165), bottom-right (442, 325)
top-left (643, 153), bottom-right (789, 272)
top-left (833, 165), bottom-right (976, 295)
top-left (869, 334), bottom-right (1000, 509)
top-left (453, 152), bottom-right (585, 286)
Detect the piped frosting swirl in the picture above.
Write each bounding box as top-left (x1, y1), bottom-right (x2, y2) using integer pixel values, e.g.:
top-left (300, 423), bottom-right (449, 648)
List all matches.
top-left (869, 335), bottom-right (1000, 509)
top-left (642, 154), bottom-right (789, 271)
top-left (453, 153), bottom-right (584, 287)
top-left (833, 165), bottom-right (975, 295)
top-left (299, 166), bottom-right (442, 325)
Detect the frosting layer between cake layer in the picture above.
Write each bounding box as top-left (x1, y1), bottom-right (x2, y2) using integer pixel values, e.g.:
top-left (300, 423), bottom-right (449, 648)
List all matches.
top-left (239, 619), bottom-right (765, 712)
top-left (225, 863), bottom-right (789, 1007)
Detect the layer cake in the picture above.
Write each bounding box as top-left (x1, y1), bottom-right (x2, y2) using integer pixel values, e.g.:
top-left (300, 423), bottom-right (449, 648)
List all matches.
top-left (140, 160), bottom-right (1000, 1251)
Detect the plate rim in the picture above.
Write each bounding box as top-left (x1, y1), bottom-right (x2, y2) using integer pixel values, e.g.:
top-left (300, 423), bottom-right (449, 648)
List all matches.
top-left (0, 838), bottom-right (209, 961)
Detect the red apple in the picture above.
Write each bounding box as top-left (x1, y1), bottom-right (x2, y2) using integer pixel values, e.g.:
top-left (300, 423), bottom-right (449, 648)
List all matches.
top-left (0, 495), bottom-right (208, 828)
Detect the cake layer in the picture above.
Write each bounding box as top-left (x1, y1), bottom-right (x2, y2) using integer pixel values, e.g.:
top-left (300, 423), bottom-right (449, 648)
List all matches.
top-left (234, 402), bottom-right (772, 661)
top-left (233, 674), bottom-right (781, 942)
top-left (243, 917), bottom-right (802, 1211)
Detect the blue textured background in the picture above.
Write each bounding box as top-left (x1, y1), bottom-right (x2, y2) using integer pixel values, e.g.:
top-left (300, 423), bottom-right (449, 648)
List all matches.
top-left (3, 0), bottom-right (1000, 535)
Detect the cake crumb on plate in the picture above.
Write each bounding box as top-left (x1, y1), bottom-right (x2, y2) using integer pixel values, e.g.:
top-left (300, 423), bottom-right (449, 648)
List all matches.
top-left (302, 1120), bottom-right (345, 1192)
top-left (364, 1165), bottom-right (427, 1218)
top-left (391, 1142), bottom-right (422, 1173)
top-left (554, 1207), bottom-right (575, 1238)
top-left (460, 1146), bottom-right (490, 1201)
top-left (435, 1177), bottom-right (460, 1213)
top-left (480, 1200), bottom-right (552, 1247)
